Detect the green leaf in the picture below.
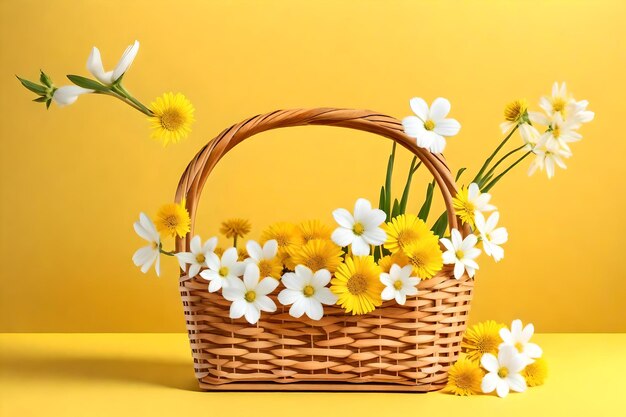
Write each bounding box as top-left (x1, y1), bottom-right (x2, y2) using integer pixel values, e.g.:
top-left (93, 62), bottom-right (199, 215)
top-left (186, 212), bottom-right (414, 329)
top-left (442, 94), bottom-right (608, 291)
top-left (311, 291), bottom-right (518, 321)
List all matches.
top-left (384, 143), bottom-right (396, 219)
top-left (379, 186), bottom-right (386, 213)
top-left (46, 99), bottom-right (51, 109)
top-left (417, 181), bottom-right (435, 222)
top-left (399, 158), bottom-right (420, 215)
top-left (16, 76), bottom-right (46, 95)
top-left (66, 75), bottom-right (109, 92)
top-left (32, 96), bottom-right (47, 103)
top-left (479, 172), bottom-right (494, 189)
top-left (39, 70), bottom-right (53, 88)
top-left (391, 198), bottom-right (400, 219)
top-left (455, 167), bottom-right (467, 182)
top-left (431, 211), bottom-right (448, 238)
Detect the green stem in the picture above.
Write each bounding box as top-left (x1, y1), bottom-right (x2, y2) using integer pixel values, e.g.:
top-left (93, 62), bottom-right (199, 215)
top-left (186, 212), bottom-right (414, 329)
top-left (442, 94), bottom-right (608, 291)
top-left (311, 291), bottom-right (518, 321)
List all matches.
top-left (473, 125), bottom-right (519, 184)
top-left (482, 151), bottom-right (531, 192)
top-left (384, 142), bottom-right (397, 219)
top-left (399, 157), bottom-right (421, 215)
top-left (112, 84), bottom-right (153, 116)
top-left (481, 144), bottom-right (525, 187)
top-left (233, 235), bottom-right (238, 249)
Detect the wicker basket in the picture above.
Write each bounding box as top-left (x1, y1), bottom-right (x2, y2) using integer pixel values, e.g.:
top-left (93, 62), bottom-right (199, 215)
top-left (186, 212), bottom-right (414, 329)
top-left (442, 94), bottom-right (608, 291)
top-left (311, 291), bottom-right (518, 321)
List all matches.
top-left (174, 108), bottom-right (473, 391)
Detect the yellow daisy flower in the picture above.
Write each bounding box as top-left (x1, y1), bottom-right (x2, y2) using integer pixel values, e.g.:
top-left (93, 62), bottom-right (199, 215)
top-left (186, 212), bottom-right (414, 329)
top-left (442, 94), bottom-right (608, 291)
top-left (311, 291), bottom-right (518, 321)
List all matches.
top-left (402, 239), bottom-right (443, 279)
top-left (503, 99), bottom-right (528, 123)
top-left (378, 251), bottom-right (409, 273)
top-left (257, 256), bottom-right (283, 280)
top-left (288, 239), bottom-right (344, 273)
top-left (149, 92), bottom-right (195, 146)
top-left (261, 222), bottom-right (301, 248)
top-left (522, 357), bottom-right (547, 386)
top-left (331, 256), bottom-right (383, 315)
top-left (382, 214), bottom-right (437, 253)
top-left (452, 183), bottom-right (495, 229)
top-left (154, 200), bottom-right (190, 238)
top-left (445, 358), bottom-right (484, 396)
top-left (214, 247), bottom-right (225, 257)
top-left (220, 218), bottom-right (251, 241)
top-left (461, 320), bottom-right (505, 362)
top-left (297, 219), bottom-right (332, 243)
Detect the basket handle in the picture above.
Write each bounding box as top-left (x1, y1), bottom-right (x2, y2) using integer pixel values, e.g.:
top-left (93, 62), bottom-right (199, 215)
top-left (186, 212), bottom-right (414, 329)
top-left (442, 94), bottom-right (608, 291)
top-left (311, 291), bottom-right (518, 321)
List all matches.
top-left (175, 108), bottom-right (460, 252)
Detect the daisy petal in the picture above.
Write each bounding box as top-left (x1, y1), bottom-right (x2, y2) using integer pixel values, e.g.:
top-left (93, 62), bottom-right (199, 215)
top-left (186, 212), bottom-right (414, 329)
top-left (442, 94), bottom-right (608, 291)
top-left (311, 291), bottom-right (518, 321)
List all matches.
top-left (481, 372), bottom-right (498, 393)
top-left (409, 97), bottom-right (429, 120)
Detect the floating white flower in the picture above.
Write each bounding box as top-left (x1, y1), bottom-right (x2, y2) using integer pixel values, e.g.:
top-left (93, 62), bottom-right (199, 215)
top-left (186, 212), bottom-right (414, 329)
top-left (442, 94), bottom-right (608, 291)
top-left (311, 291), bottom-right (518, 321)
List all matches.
top-left (176, 235), bottom-right (218, 278)
top-left (440, 229), bottom-right (481, 279)
top-left (499, 319), bottom-right (542, 364)
top-left (475, 212), bottom-right (508, 262)
top-left (528, 140), bottom-right (571, 179)
top-left (223, 263), bottom-right (279, 324)
top-left (481, 345), bottom-right (527, 398)
top-left (132, 212), bottom-right (161, 276)
top-left (402, 97), bottom-right (461, 153)
top-left (331, 198), bottom-right (387, 256)
top-left (52, 86), bottom-right (94, 107)
top-left (380, 264), bottom-right (420, 305)
top-left (278, 265), bottom-right (337, 320)
top-left (200, 247), bottom-right (245, 293)
top-left (87, 40), bottom-right (140, 85)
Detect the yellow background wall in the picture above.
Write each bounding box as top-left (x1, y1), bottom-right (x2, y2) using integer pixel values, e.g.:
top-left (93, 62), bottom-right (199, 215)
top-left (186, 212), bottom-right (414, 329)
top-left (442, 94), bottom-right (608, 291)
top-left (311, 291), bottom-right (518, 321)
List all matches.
top-left (1, 0), bottom-right (624, 332)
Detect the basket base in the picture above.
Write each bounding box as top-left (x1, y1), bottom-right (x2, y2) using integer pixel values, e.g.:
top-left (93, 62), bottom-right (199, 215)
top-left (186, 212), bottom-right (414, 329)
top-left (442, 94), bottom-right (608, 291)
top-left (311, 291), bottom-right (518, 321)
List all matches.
top-left (198, 381), bottom-right (442, 392)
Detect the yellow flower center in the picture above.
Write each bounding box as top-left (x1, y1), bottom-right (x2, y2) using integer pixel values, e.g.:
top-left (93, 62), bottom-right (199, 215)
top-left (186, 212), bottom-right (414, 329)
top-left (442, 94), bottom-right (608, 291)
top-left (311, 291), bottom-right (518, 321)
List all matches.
top-left (164, 215), bottom-right (179, 229)
top-left (515, 342), bottom-right (524, 353)
top-left (552, 98), bottom-right (566, 115)
top-left (455, 250), bottom-right (465, 259)
top-left (424, 119), bottom-right (436, 130)
top-left (353, 222), bottom-right (365, 236)
top-left (195, 254), bottom-right (206, 263)
top-left (396, 229), bottom-right (417, 249)
top-left (498, 367), bottom-right (509, 378)
top-left (244, 290), bottom-right (256, 302)
top-left (347, 273), bottom-right (368, 295)
top-left (455, 373), bottom-right (472, 389)
top-left (218, 266), bottom-right (229, 277)
top-left (393, 280), bottom-right (403, 290)
top-left (258, 260), bottom-right (273, 278)
top-left (160, 109), bottom-right (185, 132)
top-left (305, 256), bottom-right (326, 272)
top-left (408, 254), bottom-right (424, 268)
top-left (303, 285), bottom-right (315, 297)
top-left (152, 241), bottom-right (159, 249)
top-left (552, 124), bottom-right (561, 138)
top-left (475, 333), bottom-right (501, 354)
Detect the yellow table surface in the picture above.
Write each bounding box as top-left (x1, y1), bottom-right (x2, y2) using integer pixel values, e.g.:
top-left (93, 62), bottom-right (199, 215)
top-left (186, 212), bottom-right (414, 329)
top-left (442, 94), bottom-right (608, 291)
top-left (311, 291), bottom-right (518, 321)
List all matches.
top-left (1, 333), bottom-right (624, 417)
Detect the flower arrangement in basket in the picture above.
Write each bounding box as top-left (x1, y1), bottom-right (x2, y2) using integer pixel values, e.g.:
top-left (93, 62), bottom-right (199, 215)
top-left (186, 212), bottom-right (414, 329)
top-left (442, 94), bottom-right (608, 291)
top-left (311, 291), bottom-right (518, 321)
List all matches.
top-left (18, 41), bottom-right (592, 394)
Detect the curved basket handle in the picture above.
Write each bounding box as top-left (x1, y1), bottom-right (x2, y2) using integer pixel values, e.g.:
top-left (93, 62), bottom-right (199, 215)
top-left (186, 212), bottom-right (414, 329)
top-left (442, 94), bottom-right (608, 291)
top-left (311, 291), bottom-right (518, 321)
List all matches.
top-left (175, 108), bottom-right (460, 252)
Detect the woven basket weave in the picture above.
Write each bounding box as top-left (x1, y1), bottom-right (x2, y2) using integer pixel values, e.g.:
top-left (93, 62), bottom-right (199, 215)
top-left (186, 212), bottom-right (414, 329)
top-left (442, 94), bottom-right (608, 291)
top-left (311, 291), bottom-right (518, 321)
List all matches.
top-left (174, 108), bottom-right (473, 391)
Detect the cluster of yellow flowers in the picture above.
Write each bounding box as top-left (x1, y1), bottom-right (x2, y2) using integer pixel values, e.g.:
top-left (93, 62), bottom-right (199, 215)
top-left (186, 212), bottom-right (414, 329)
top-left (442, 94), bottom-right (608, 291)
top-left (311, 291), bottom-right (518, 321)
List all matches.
top-left (216, 215), bottom-right (444, 316)
top-left (446, 319), bottom-right (547, 398)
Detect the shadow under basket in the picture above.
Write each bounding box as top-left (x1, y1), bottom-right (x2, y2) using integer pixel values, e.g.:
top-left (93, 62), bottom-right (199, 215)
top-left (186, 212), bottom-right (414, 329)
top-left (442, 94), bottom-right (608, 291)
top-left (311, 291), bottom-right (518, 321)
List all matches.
top-left (175, 108), bottom-right (474, 392)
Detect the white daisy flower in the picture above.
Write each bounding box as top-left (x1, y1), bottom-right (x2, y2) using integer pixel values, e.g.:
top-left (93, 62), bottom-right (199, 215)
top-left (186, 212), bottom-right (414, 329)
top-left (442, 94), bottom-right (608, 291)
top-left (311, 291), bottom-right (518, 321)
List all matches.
top-left (52, 85), bottom-right (94, 107)
top-left (244, 239), bottom-right (279, 279)
top-left (528, 140), bottom-right (572, 179)
top-left (86, 40), bottom-right (140, 86)
top-left (331, 198), bottom-right (387, 256)
top-left (538, 113), bottom-right (582, 152)
top-left (499, 319), bottom-right (543, 364)
top-left (481, 345), bottom-right (527, 398)
top-left (440, 229), bottom-right (481, 279)
top-left (531, 82), bottom-right (594, 127)
top-left (199, 247), bottom-right (245, 293)
top-left (223, 263), bottom-right (279, 324)
top-left (475, 212), bottom-right (508, 262)
top-left (132, 212), bottom-right (161, 277)
top-left (380, 264), bottom-right (420, 305)
top-left (402, 97), bottom-right (461, 153)
top-left (466, 183), bottom-right (496, 214)
top-left (278, 265), bottom-right (337, 320)
top-left (175, 235), bottom-right (218, 278)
